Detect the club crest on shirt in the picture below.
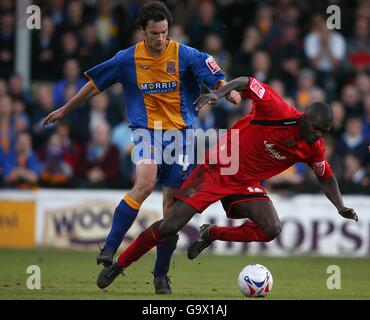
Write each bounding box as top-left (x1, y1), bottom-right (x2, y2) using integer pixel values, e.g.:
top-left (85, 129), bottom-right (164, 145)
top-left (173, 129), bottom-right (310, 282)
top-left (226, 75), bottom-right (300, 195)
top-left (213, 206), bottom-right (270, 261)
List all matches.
top-left (166, 60), bottom-right (176, 74)
top-left (313, 161), bottom-right (325, 176)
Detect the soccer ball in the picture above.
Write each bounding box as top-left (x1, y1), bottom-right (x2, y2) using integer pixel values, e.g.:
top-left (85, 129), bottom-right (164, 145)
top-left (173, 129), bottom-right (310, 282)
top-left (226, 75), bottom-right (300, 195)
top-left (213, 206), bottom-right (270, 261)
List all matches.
top-left (238, 264), bottom-right (273, 297)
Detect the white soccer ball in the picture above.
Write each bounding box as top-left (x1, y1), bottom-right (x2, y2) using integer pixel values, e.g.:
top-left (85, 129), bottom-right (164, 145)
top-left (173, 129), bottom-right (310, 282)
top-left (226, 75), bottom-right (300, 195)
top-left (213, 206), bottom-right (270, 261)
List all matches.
top-left (238, 264), bottom-right (273, 297)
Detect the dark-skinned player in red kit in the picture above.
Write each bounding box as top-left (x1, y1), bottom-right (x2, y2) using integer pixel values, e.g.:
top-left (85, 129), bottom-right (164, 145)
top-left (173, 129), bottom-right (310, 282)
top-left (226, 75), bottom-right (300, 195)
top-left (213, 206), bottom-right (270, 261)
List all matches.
top-left (96, 76), bottom-right (359, 289)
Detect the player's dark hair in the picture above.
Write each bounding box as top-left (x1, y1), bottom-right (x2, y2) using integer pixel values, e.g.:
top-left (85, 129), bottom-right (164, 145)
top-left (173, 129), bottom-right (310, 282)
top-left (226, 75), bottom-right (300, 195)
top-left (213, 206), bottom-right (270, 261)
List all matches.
top-left (306, 101), bottom-right (333, 125)
top-left (135, 1), bottom-right (173, 30)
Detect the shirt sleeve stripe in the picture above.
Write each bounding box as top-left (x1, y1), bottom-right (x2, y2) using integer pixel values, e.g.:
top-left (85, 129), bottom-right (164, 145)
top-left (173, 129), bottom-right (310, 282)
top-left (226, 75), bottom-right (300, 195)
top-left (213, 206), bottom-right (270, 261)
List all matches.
top-left (84, 71), bottom-right (101, 92)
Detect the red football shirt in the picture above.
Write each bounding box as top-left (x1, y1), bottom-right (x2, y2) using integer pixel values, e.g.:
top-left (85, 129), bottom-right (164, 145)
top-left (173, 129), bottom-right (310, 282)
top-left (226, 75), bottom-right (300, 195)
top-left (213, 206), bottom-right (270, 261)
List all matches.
top-left (212, 77), bottom-right (333, 183)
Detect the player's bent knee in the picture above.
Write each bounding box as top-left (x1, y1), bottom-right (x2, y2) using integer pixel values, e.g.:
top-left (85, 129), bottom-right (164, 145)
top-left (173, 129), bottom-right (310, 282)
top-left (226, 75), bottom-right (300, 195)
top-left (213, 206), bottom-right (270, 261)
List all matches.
top-left (133, 179), bottom-right (156, 197)
top-left (264, 222), bottom-right (282, 241)
top-left (158, 221), bottom-right (179, 238)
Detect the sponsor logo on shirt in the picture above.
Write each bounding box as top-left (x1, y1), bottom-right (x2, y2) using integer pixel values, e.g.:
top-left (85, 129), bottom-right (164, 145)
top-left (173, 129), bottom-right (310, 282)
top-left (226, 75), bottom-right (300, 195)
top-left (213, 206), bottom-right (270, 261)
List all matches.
top-left (140, 81), bottom-right (177, 94)
top-left (206, 56), bottom-right (220, 74)
top-left (250, 78), bottom-right (265, 99)
top-left (264, 140), bottom-right (287, 160)
top-left (313, 161), bottom-right (325, 176)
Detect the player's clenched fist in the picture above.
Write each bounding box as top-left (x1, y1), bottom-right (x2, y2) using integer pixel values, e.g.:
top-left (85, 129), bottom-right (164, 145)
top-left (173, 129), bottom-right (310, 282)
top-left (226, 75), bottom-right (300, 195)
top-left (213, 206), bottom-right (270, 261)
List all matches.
top-left (226, 90), bottom-right (241, 105)
top-left (194, 93), bottom-right (219, 111)
top-left (338, 207), bottom-right (359, 222)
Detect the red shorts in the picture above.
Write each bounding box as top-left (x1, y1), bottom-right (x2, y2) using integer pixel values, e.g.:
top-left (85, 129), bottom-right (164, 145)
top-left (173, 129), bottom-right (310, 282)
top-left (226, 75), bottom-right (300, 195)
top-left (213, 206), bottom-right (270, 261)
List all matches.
top-left (174, 164), bottom-right (271, 217)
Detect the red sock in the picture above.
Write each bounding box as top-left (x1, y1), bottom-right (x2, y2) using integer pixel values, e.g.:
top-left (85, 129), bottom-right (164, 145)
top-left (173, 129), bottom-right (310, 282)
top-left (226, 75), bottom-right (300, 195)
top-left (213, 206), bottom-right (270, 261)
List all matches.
top-left (209, 221), bottom-right (270, 242)
top-left (117, 221), bottom-right (164, 268)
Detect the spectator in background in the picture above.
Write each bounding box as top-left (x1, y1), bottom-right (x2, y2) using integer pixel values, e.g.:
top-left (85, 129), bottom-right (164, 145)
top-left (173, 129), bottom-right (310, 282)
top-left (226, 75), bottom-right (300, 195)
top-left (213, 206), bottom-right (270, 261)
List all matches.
top-left (8, 74), bottom-right (31, 106)
top-left (265, 163), bottom-right (306, 196)
top-left (203, 33), bottom-right (231, 77)
top-left (187, 0), bottom-right (224, 50)
top-left (355, 72), bottom-right (370, 98)
top-left (0, 78), bottom-right (8, 98)
top-left (295, 68), bottom-right (316, 109)
top-left (3, 132), bottom-right (40, 189)
top-left (75, 121), bottom-right (119, 189)
top-left (346, 18), bottom-right (370, 73)
top-left (304, 14), bottom-right (346, 72)
top-left (32, 16), bottom-right (59, 81)
top-left (230, 26), bottom-right (262, 78)
top-left (304, 14), bottom-right (346, 100)
top-left (39, 132), bottom-right (73, 187)
top-left (130, 29), bottom-right (145, 45)
top-left (54, 120), bottom-right (78, 157)
top-left (269, 79), bottom-right (286, 98)
top-left (251, 50), bottom-right (272, 83)
top-left (324, 135), bottom-right (344, 179)
top-left (0, 0), bottom-right (14, 14)
top-left (60, 0), bottom-right (85, 35)
top-left (216, 0), bottom-right (257, 50)
top-left (47, 0), bottom-right (66, 27)
top-left (170, 0), bottom-right (199, 27)
top-left (309, 87), bottom-right (326, 104)
top-left (0, 11), bottom-right (15, 79)
top-left (92, 0), bottom-right (121, 55)
top-left (53, 59), bottom-right (86, 107)
top-left (193, 103), bottom-right (215, 131)
top-left (269, 22), bottom-right (304, 94)
top-left (337, 115), bottom-right (370, 164)
top-left (362, 93), bottom-right (370, 140)
top-left (76, 91), bottom-right (120, 143)
top-left (169, 23), bottom-right (190, 45)
top-left (339, 153), bottom-right (369, 194)
top-left (58, 32), bottom-right (80, 68)
top-left (341, 84), bottom-right (363, 116)
top-left (0, 146), bottom-right (4, 186)
top-left (254, 4), bottom-right (280, 47)
top-left (13, 99), bottom-right (30, 133)
top-left (0, 95), bottom-right (16, 154)
top-left (54, 120), bottom-right (80, 175)
top-left (78, 24), bottom-right (106, 71)
top-left (31, 85), bottom-right (56, 150)
top-left (330, 100), bottom-right (346, 139)
top-left (111, 116), bottom-right (134, 188)
top-left (355, 0), bottom-right (370, 20)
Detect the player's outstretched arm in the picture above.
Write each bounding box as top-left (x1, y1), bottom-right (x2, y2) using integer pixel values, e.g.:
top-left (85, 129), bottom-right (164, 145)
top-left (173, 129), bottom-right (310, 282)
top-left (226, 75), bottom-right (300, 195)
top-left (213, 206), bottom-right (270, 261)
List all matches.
top-left (42, 80), bottom-right (99, 127)
top-left (194, 76), bottom-right (250, 111)
top-left (319, 176), bottom-right (359, 222)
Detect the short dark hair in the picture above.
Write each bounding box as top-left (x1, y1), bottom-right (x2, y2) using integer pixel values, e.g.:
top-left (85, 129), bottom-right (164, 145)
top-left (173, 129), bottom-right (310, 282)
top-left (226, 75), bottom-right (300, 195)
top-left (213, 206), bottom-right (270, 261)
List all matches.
top-left (306, 101), bottom-right (333, 125)
top-left (135, 1), bottom-right (173, 29)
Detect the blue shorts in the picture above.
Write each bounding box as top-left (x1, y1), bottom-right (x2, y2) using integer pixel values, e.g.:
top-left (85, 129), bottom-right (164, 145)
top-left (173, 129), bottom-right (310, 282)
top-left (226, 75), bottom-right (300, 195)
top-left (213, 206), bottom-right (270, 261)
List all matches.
top-left (131, 128), bottom-right (196, 188)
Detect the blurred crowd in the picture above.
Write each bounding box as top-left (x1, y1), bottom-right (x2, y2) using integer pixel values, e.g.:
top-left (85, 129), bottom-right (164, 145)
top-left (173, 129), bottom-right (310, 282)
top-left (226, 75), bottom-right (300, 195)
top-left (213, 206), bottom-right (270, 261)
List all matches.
top-left (0, 0), bottom-right (369, 195)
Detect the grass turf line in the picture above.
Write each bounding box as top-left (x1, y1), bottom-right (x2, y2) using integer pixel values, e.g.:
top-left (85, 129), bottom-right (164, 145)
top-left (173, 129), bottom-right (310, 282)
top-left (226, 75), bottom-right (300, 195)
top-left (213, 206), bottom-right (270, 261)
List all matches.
top-left (0, 248), bottom-right (369, 300)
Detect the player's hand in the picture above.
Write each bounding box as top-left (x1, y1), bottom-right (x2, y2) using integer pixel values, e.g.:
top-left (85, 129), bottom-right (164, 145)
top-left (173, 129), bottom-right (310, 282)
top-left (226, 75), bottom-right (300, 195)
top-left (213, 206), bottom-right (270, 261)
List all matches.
top-left (226, 90), bottom-right (241, 105)
top-left (338, 207), bottom-right (359, 222)
top-left (194, 93), bottom-right (219, 111)
top-left (42, 107), bottom-right (68, 127)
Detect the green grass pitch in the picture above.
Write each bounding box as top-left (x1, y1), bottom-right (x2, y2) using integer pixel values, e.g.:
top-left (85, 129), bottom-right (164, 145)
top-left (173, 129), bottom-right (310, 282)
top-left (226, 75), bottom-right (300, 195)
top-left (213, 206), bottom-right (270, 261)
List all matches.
top-left (1, 248), bottom-right (370, 300)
